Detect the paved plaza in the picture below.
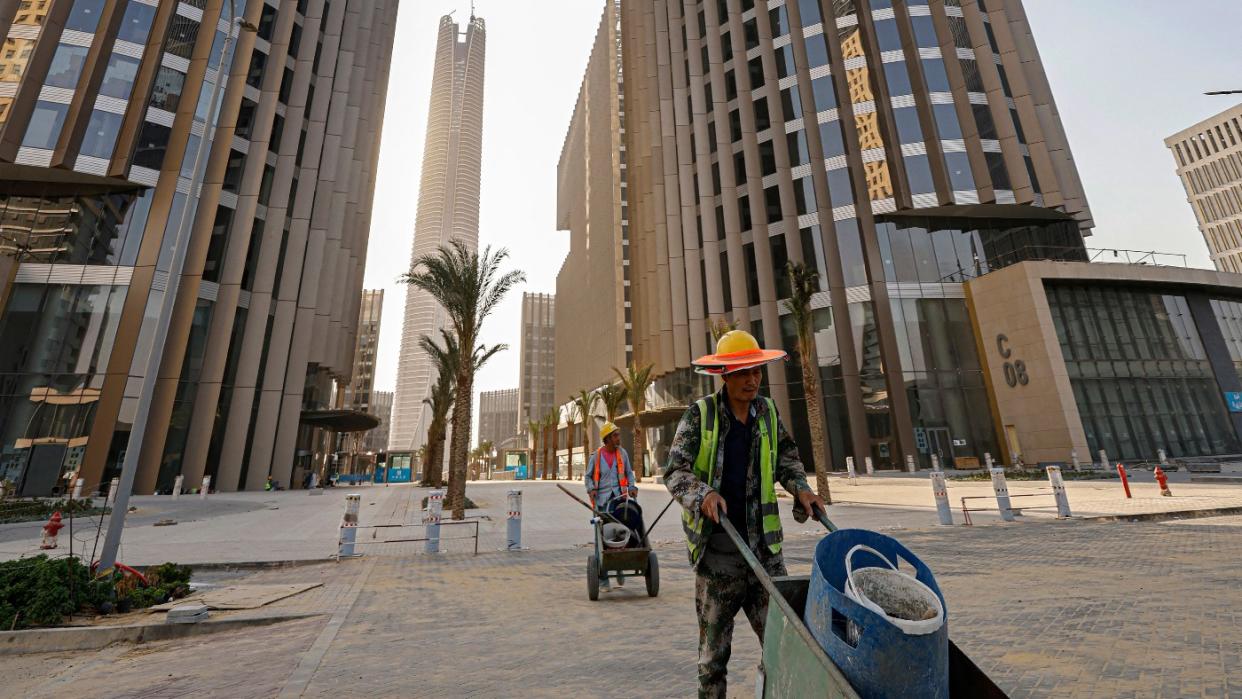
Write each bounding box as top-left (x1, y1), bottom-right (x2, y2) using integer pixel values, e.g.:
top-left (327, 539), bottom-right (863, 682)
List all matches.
top-left (7, 511), bottom-right (1242, 698)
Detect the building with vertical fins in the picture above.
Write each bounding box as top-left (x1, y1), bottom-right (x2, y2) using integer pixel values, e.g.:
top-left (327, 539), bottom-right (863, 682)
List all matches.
top-left (1166, 104), bottom-right (1242, 273)
top-left (390, 13), bottom-right (486, 457)
top-left (604, 0), bottom-right (1242, 470)
top-left (0, 0), bottom-right (398, 495)
top-left (518, 291), bottom-right (555, 430)
top-left (344, 289), bottom-right (383, 414)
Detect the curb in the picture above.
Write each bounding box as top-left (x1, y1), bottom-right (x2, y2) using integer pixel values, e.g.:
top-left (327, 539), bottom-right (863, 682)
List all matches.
top-left (1082, 505), bottom-right (1242, 524)
top-left (0, 611), bottom-right (322, 656)
top-left (183, 558), bottom-right (334, 572)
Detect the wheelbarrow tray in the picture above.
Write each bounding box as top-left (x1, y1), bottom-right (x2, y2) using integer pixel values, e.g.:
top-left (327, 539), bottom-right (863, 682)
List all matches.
top-left (599, 546), bottom-right (651, 573)
top-left (761, 576), bottom-right (1007, 698)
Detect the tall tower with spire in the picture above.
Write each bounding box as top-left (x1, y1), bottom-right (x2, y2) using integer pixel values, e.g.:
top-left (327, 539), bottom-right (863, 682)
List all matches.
top-left (390, 13), bottom-right (487, 455)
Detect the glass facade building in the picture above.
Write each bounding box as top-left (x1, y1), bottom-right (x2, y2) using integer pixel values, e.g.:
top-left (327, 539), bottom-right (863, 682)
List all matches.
top-left (0, 0), bottom-right (398, 495)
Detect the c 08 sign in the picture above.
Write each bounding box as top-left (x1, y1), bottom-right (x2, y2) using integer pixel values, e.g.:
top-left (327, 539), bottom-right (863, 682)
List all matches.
top-left (996, 334), bottom-right (1029, 388)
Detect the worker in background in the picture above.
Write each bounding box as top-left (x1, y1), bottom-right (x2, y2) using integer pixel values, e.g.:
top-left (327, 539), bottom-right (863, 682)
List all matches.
top-left (665, 330), bottom-right (826, 699)
top-left (585, 421), bottom-right (643, 541)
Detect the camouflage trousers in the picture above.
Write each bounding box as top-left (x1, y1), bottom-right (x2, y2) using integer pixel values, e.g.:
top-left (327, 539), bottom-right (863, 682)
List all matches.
top-left (695, 532), bottom-right (786, 699)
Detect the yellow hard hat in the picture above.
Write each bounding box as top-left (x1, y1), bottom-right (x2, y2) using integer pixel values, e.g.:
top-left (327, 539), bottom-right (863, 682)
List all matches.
top-left (600, 421), bottom-right (619, 440)
top-left (693, 330), bottom-right (787, 375)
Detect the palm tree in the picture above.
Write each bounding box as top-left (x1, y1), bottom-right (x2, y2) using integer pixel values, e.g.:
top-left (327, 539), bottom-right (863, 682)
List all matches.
top-left (709, 316), bottom-right (739, 341)
top-left (571, 389), bottom-right (600, 480)
top-left (546, 407), bottom-right (561, 479)
top-left (402, 241), bottom-right (525, 519)
top-left (540, 409), bottom-right (555, 479)
top-left (614, 362), bottom-right (656, 482)
top-left (598, 382), bottom-right (627, 423)
top-left (418, 331), bottom-right (458, 488)
top-left (526, 419), bottom-right (541, 480)
top-left (479, 439), bottom-right (494, 479)
top-left (784, 262), bottom-right (832, 504)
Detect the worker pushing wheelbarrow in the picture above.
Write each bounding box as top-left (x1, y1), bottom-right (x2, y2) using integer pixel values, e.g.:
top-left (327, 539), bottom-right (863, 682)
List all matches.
top-left (556, 421), bottom-right (674, 600)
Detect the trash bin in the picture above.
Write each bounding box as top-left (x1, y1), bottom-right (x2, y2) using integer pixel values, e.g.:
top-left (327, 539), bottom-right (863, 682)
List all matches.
top-left (803, 528), bottom-right (949, 699)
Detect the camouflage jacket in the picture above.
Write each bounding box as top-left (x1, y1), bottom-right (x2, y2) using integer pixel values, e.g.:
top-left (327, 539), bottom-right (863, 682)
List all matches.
top-left (664, 388), bottom-right (812, 562)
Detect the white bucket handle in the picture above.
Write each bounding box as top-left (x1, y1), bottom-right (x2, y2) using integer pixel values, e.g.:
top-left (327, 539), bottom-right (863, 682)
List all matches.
top-left (844, 544), bottom-right (945, 636)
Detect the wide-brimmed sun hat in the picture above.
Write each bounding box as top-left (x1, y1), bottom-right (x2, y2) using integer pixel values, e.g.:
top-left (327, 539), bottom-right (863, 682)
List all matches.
top-left (692, 330), bottom-right (787, 375)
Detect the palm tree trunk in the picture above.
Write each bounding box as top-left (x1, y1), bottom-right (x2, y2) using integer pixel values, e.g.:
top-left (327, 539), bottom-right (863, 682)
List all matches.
top-left (446, 368), bottom-right (474, 520)
top-left (542, 425), bottom-right (550, 480)
top-left (580, 425), bottom-right (589, 484)
top-left (801, 333), bottom-right (833, 504)
top-left (632, 414), bottom-right (645, 483)
top-left (567, 422), bottom-right (574, 481)
top-left (421, 426), bottom-right (440, 487)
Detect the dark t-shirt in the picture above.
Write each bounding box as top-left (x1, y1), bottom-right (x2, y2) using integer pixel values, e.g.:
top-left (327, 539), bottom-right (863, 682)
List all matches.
top-left (720, 404), bottom-right (752, 535)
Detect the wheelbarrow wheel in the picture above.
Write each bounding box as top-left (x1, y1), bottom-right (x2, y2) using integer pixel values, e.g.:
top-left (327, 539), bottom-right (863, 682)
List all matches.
top-left (587, 554), bottom-right (600, 601)
top-left (645, 551), bottom-right (659, 597)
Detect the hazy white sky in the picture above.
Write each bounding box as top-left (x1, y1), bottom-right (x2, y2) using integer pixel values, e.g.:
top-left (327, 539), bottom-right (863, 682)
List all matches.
top-left (364, 1), bottom-right (1242, 409)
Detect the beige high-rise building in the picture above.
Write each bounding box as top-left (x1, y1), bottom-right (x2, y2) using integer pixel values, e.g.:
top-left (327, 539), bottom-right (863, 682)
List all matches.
top-left (0, 0), bottom-right (397, 495)
top-left (477, 388), bottom-right (518, 449)
top-left (518, 292), bottom-right (555, 428)
top-left (1166, 104), bottom-right (1242, 273)
top-left (390, 14), bottom-right (486, 454)
top-left (364, 390), bottom-right (392, 455)
top-left (344, 289), bottom-right (383, 413)
top-left (555, 0), bottom-right (630, 406)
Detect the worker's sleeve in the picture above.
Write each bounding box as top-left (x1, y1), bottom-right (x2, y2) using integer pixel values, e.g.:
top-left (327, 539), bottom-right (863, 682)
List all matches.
top-left (775, 412), bottom-right (813, 497)
top-left (664, 403), bottom-right (711, 513)
top-left (583, 454), bottom-right (596, 496)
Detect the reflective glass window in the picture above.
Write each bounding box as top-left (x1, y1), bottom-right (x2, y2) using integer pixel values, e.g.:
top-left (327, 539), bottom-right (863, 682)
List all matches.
top-left (247, 50), bottom-right (267, 90)
top-left (116, 2), bottom-right (156, 44)
top-left (883, 60), bottom-right (912, 97)
top-left (98, 53), bottom-right (140, 99)
top-left (165, 14), bottom-right (201, 60)
top-left (150, 66), bottom-right (186, 112)
top-left (972, 104), bottom-right (997, 139)
top-left (944, 152), bottom-right (975, 191)
top-left (805, 35), bottom-right (830, 69)
top-left (132, 121), bottom-right (172, 170)
top-left (776, 44), bottom-right (796, 79)
top-left (22, 102), bottom-right (68, 149)
top-left (933, 104), bottom-right (963, 140)
top-left (771, 234), bottom-right (790, 299)
top-left (835, 218), bottom-right (867, 287)
top-left (781, 86), bottom-right (803, 121)
top-left (45, 44), bottom-right (89, 88)
top-left (258, 3), bottom-right (278, 41)
top-left (787, 130), bottom-right (810, 167)
top-left (764, 185), bottom-right (782, 223)
top-left (65, 0), bottom-right (106, 33)
top-left (798, 0), bottom-right (822, 26)
top-left (921, 59), bottom-right (951, 92)
top-left (759, 140), bottom-right (777, 176)
top-left (770, 7), bottom-right (791, 37)
top-left (820, 121), bottom-right (846, 158)
top-left (911, 15), bottom-right (939, 48)
top-left (79, 109), bottom-right (123, 159)
top-left (893, 106), bottom-right (923, 144)
top-left (795, 177), bottom-right (817, 216)
top-left (873, 19), bottom-right (902, 52)
top-left (985, 152), bottom-right (1011, 190)
top-left (749, 57), bottom-right (765, 90)
top-left (744, 243), bottom-right (760, 305)
top-left (904, 154), bottom-right (936, 194)
top-left (811, 76), bottom-right (837, 111)
top-left (826, 167), bottom-right (854, 207)
top-left (754, 97), bottom-right (771, 132)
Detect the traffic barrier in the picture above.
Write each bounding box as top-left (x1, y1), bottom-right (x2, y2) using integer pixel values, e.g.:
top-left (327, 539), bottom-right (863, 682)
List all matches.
top-left (984, 452), bottom-right (994, 469)
top-left (929, 472), bottom-right (953, 526)
top-left (864, 456), bottom-right (874, 476)
top-left (200, 475), bottom-right (211, 499)
top-left (172, 474), bottom-right (184, 500)
top-left (424, 489), bottom-right (444, 553)
top-left (338, 493), bottom-right (361, 558)
top-left (990, 468), bottom-right (1015, 522)
top-left (507, 489), bottom-right (523, 550)
top-left (1116, 463), bottom-right (1132, 498)
top-left (845, 457), bottom-right (857, 485)
top-left (905, 454), bottom-right (916, 473)
top-left (1046, 466), bottom-right (1072, 518)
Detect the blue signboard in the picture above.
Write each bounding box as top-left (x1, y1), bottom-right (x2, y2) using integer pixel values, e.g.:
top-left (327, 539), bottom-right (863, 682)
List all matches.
top-left (1227, 392), bottom-right (1242, 413)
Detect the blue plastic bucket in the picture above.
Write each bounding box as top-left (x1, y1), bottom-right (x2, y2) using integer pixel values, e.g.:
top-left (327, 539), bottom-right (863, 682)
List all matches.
top-left (804, 529), bottom-right (949, 698)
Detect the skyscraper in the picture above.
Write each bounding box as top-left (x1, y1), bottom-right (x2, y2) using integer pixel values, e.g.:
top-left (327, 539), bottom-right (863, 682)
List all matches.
top-left (390, 13), bottom-right (486, 454)
top-left (518, 292), bottom-right (556, 428)
top-left (477, 388), bottom-right (518, 449)
top-left (1166, 104), bottom-right (1242, 273)
top-left (615, 0), bottom-right (1093, 470)
top-left (344, 289), bottom-right (384, 413)
top-left (0, 0), bottom-right (398, 495)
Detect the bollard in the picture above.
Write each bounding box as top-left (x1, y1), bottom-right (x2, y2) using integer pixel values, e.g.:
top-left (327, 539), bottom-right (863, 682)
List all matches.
top-left (1157, 448), bottom-right (1168, 467)
top-left (1046, 465), bottom-right (1072, 519)
top-left (905, 454), bottom-right (916, 473)
top-left (200, 475), bottom-right (211, 499)
top-left (1098, 449), bottom-right (1109, 471)
top-left (864, 456), bottom-right (874, 476)
top-left (72, 478), bottom-right (84, 500)
top-left (1154, 465), bottom-right (1172, 497)
top-left (929, 472), bottom-right (953, 526)
top-left (107, 477), bottom-right (120, 506)
top-left (984, 452), bottom-right (993, 469)
top-left (506, 490), bottom-right (523, 550)
top-left (931, 453), bottom-right (941, 472)
top-left (338, 493), bottom-right (361, 558)
top-left (424, 489), bottom-right (444, 553)
top-left (1070, 449), bottom-right (1080, 471)
top-left (845, 456), bottom-right (857, 484)
top-left (172, 474), bottom-right (183, 500)
top-left (990, 468), bottom-right (1015, 522)
top-left (1116, 463), bottom-right (1132, 498)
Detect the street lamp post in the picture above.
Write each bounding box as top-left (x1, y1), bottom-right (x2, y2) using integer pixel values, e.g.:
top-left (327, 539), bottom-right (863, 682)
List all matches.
top-left (98, 4), bottom-right (255, 572)
top-left (1205, 90), bottom-right (1242, 96)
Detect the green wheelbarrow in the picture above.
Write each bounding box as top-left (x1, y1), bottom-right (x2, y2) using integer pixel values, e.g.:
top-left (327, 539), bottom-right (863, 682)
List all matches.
top-left (719, 510), bottom-right (1007, 698)
top-left (557, 484), bottom-right (674, 601)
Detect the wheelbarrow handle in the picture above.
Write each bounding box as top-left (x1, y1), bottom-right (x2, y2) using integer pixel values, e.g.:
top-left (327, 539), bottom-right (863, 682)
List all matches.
top-left (812, 502), bottom-right (838, 533)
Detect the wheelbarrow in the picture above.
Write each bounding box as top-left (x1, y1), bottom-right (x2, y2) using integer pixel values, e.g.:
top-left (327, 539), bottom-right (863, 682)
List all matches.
top-left (557, 484), bottom-right (674, 601)
top-left (719, 508), bottom-right (1007, 698)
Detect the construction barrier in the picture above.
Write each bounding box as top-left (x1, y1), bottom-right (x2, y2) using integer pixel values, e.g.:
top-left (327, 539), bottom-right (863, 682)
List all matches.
top-left (1046, 466), bottom-right (1072, 518)
top-left (172, 474), bottom-right (184, 500)
top-left (200, 475), bottom-right (211, 499)
top-left (990, 468), bottom-right (1015, 522)
top-left (507, 490), bottom-right (522, 550)
top-left (905, 454), bottom-right (916, 473)
top-left (845, 457), bottom-right (857, 485)
top-left (424, 489), bottom-right (444, 554)
top-left (864, 456), bottom-right (874, 476)
top-left (338, 493), bottom-right (361, 558)
top-left (929, 472), bottom-right (953, 526)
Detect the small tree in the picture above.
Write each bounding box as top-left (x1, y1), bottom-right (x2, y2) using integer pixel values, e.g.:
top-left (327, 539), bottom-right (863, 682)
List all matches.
top-left (542, 408), bottom-right (558, 479)
top-left (571, 389), bottom-right (601, 480)
top-left (784, 262), bottom-right (832, 504)
top-left (614, 362), bottom-right (656, 482)
top-left (598, 382), bottom-right (627, 423)
top-left (526, 419), bottom-right (541, 480)
top-left (418, 331), bottom-right (459, 488)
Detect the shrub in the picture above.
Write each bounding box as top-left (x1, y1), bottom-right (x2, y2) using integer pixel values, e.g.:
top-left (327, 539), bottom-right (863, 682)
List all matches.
top-left (0, 556), bottom-right (191, 629)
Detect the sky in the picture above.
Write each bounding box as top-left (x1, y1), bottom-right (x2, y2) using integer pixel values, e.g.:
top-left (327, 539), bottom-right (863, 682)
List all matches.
top-left (363, 0), bottom-right (1242, 413)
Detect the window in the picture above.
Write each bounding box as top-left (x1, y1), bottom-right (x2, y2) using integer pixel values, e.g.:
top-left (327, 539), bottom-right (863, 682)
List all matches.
top-left (883, 61), bottom-right (912, 97)
top-left (44, 44), bottom-right (89, 89)
top-left (921, 59), bottom-right (951, 93)
top-left (98, 53), bottom-right (140, 100)
top-left (972, 104), bottom-right (997, 140)
top-left (944, 152), bottom-right (974, 191)
top-left (827, 167), bottom-right (854, 206)
top-left (258, 3), bottom-right (278, 41)
top-left (873, 19), bottom-right (902, 52)
top-left (132, 121), bottom-right (172, 170)
top-left (64, 0), bottom-right (106, 33)
top-left (805, 35), bottom-right (830, 69)
top-left (911, 16), bottom-right (939, 48)
top-left (235, 99), bottom-right (257, 140)
top-left (811, 75), bottom-right (837, 111)
top-left (787, 130), bottom-right (810, 167)
top-left (797, 0), bottom-right (822, 26)
top-left (904, 155), bottom-right (936, 195)
top-left (776, 44), bottom-right (796, 79)
top-left (759, 140), bottom-right (777, 176)
top-left (795, 177), bottom-right (817, 216)
top-left (985, 153), bottom-right (1011, 190)
top-left (820, 121), bottom-right (846, 158)
top-left (933, 104), bottom-right (963, 140)
top-left (730, 109), bottom-right (742, 142)
top-left (765, 185), bottom-right (782, 223)
top-left (202, 206), bottom-right (234, 283)
top-left (754, 98), bottom-right (771, 132)
top-left (116, 0), bottom-right (156, 44)
top-left (247, 50), bottom-right (267, 90)
top-left (279, 67), bottom-right (295, 104)
top-left (164, 14), bottom-right (201, 60)
top-left (744, 19), bottom-right (759, 50)
top-left (781, 86), bottom-right (802, 121)
top-left (150, 66), bottom-right (186, 112)
top-left (270, 114), bottom-right (284, 153)
top-left (749, 57), bottom-right (765, 89)
top-left (745, 243), bottom-right (761, 305)
top-left (893, 106), bottom-right (923, 144)
top-left (222, 150), bottom-right (245, 192)
top-left (739, 195), bottom-right (753, 231)
top-left (22, 102), bottom-right (68, 149)
top-left (79, 109), bottom-right (122, 159)
top-left (770, 7), bottom-right (790, 36)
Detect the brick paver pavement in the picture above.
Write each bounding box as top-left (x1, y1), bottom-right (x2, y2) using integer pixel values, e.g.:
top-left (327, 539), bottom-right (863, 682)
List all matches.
top-left (10, 517), bottom-right (1242, 697)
